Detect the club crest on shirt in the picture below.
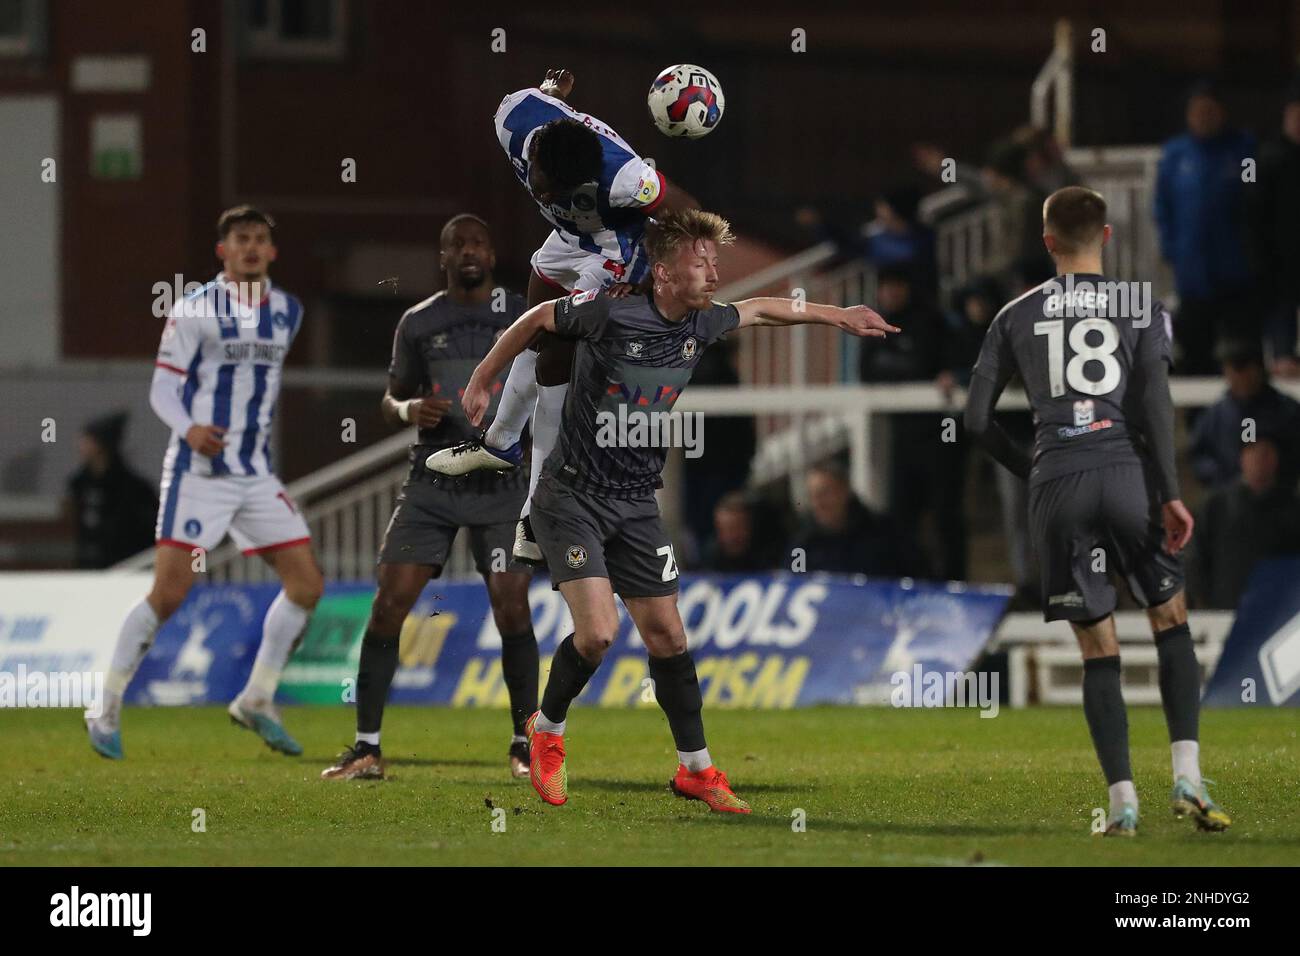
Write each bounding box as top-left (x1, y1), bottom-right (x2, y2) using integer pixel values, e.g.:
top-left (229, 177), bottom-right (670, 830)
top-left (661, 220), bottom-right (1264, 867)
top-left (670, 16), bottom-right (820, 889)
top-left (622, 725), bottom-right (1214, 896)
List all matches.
top-left (273, 311), bottom-right (289, 329)
top-left (565, 545), bottom-right (588, 569)
top-left (1073, 399), bottom-right (1095, 427)
top-left (627, 341), bottom-right (644, 357)
top-left (681, 336), bottom-right (698, 361)
top-left (432, 332), bottom-right (449, 349)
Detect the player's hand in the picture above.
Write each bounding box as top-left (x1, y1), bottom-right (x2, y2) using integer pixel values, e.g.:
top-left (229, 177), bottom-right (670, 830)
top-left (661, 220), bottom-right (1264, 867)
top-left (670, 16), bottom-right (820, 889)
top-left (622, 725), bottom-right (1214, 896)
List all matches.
top-left (185, 424), bottom-right (227, 457)
top-left (838, 305), bottom-right (899, 338)
top-left (1161, 499), bottom-right (1194, 555)
top-left (540, 69), bottom-right (575, 101)
top-left (409, 397), bottom-right (453, 428)
top-left (462, 378), bottom-right (491, 429)
top-left (935, 370), bottom-right (958, 401)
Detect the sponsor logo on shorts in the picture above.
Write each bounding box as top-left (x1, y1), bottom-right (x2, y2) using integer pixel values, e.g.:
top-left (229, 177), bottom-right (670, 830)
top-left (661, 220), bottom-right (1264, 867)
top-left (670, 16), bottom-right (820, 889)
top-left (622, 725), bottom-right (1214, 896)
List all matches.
top-left (681, 336), bottom-right (698, 361)
top-left (1048, 591), bottom-right (1085, 607)
top-left (1159, 576), bottom-right (1175, 590)
top-left (565, 545), bottom-right (588, 569)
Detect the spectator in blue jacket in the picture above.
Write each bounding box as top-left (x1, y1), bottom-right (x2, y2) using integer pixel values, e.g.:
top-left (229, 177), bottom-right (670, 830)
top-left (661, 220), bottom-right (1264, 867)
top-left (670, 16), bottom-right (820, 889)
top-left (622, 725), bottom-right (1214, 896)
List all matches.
top-left (1154, 80), bottom-right (1258, 373)
top-left (1189, 338), bottom-right (1300, 492)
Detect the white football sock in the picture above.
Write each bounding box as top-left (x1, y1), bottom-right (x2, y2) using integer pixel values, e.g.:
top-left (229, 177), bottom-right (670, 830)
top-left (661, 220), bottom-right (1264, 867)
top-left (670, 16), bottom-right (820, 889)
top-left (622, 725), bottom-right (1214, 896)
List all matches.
top-left (534, 712), bottom-right (565, 735)
top-left (99, 598), bottom-right (162, 728)
top-left (355, 731), bottom-right (380, 747)
top-left (1171, 739), bottom-right (1201, 787)
top-left (679, 748), bottom-right (713, 773)
top-left (485, 349), bottom-right (538, 449)
top-left (241, 590), bottom-right (311, 702)
top-left (1108, 780), bottom-right (1138, 816)
top-left (521, 384), bottom-right (567, 518)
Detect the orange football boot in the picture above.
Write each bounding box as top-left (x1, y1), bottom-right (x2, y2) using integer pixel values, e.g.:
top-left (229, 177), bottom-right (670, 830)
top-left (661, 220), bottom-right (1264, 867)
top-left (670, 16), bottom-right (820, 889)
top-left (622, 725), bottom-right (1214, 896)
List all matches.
top-left (525, 711), bottom-right (568, 806)
top-left (670, 764), bottom-right (751, 814)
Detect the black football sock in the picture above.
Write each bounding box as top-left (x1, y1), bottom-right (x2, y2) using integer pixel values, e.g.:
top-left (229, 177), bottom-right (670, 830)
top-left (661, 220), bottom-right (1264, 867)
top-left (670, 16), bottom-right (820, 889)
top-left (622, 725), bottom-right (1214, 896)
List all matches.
top-left (356, 628), bottom-right (400, 737)
top-left (539, 634), bottom-right (598, 724)
top-left (1154, 622), bottom-right (1200, 743)
top-left (500, 628), bottom-right (540, 736)
top-left (1082, 655), bottom-right (1131, 785)
top-left (648, 651), bottom-right (707, 754)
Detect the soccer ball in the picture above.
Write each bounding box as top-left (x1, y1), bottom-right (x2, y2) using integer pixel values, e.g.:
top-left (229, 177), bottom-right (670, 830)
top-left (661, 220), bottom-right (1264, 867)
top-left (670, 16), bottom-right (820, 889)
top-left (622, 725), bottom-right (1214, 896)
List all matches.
top-left (647, 64), bottom-right (725, 139)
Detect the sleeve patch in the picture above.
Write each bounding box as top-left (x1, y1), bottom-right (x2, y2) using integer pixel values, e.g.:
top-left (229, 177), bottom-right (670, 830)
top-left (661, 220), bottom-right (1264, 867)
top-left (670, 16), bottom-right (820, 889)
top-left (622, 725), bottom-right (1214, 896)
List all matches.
top-left (636, 171), bottom-right (662, 206)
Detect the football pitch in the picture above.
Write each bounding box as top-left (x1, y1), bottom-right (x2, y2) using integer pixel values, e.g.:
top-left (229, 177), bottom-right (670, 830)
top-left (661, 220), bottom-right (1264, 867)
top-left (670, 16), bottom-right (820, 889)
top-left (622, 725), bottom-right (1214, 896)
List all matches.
top-left (2, 706), bottom-right (1296, 867)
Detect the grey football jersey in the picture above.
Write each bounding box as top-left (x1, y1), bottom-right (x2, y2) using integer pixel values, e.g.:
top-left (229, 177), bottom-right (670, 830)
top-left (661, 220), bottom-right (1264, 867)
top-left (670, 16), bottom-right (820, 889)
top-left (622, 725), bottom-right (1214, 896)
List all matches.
top-left (971, 273), bottom-right (1174, 485)
top-left (389, 290), bottom-right (527, 451)
top-left (546, 290), bottom-right (740, 497)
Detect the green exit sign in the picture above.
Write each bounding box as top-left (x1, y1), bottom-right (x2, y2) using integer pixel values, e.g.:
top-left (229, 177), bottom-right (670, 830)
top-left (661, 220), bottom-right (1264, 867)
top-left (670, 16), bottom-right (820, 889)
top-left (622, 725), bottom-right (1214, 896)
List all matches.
top-left (90, 115), bottom-right (142, 181)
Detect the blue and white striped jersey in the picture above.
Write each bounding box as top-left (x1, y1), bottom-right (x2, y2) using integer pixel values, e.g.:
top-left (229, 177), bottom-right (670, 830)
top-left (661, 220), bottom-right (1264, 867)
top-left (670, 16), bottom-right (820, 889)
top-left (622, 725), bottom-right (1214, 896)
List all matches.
top-left (494, 88), bottom-right (665, 264)
top-left (155, 274), bottom-right (303, 478)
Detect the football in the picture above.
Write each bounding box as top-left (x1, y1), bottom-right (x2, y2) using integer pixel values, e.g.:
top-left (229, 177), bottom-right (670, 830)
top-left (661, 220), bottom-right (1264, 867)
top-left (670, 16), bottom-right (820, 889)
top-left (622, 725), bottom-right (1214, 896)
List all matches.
top-left (647, 64), bottom-right (725, 138)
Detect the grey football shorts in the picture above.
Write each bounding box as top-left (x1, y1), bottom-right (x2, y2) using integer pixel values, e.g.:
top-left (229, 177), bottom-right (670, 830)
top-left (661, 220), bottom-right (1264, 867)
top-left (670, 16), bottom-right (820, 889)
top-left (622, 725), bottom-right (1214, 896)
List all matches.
top-left (1029, 463), bottom-right (1184, 622)
top-left (530, 475), bottom-right (679, 598)
top-left (378, 466), bottom-right (529, 576)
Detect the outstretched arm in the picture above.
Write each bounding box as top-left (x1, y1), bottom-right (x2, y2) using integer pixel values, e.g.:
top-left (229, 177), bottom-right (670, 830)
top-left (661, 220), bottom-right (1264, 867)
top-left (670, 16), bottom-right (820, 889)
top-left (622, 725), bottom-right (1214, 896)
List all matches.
top-left (733, 298), bottom-right (899, 337)
top-left (462, 301), bottom-right (558, 427)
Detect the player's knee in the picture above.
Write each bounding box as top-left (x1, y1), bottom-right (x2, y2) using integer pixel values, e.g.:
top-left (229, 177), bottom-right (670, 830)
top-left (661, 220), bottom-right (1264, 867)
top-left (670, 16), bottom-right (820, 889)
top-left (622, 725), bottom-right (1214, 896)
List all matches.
top-left (149, 581), bottom-right (192, 620)
top-left (486, 575), bottom-right (531, 631)
top-left (370, 586), bottom-right (416, 633)
top-left (575, 621), bottom-right (618, 658)
top-left (1147, 591), bottom-right (1187, 632)
top-left (286, 568), bottom-right (324, 609)
top-left (640, 624), bottom-right (687, 657)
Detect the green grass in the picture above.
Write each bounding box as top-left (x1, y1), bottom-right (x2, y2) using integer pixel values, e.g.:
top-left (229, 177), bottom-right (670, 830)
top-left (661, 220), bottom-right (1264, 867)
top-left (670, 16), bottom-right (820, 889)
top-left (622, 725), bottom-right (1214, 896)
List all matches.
top-left (2, 706), bottom-right (1297, 866)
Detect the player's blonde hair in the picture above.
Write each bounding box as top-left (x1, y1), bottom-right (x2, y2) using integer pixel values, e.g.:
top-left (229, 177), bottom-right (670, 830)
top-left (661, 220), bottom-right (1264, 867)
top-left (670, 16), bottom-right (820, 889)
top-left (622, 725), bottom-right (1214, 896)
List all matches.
top-left (644, 209), bottom-right (735, 265)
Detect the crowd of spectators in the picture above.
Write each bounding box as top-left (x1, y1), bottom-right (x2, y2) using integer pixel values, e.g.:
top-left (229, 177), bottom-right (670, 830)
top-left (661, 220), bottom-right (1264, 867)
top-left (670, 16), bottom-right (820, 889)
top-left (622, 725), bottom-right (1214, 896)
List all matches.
top-left (683, 74), bottom-right (1300, 610)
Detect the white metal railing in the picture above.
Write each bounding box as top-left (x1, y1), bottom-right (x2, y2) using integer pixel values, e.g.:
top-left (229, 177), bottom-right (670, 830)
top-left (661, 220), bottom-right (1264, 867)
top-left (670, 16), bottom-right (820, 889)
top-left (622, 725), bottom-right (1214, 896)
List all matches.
top-left (1031, 19), bottom-right (1075, 147)
top-left (101, 376), bottom-right (1300, 586)
top-left (676, 378), bottom-right (1300, 510)
top-left (995, 611), bottom-right (1233, 708)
